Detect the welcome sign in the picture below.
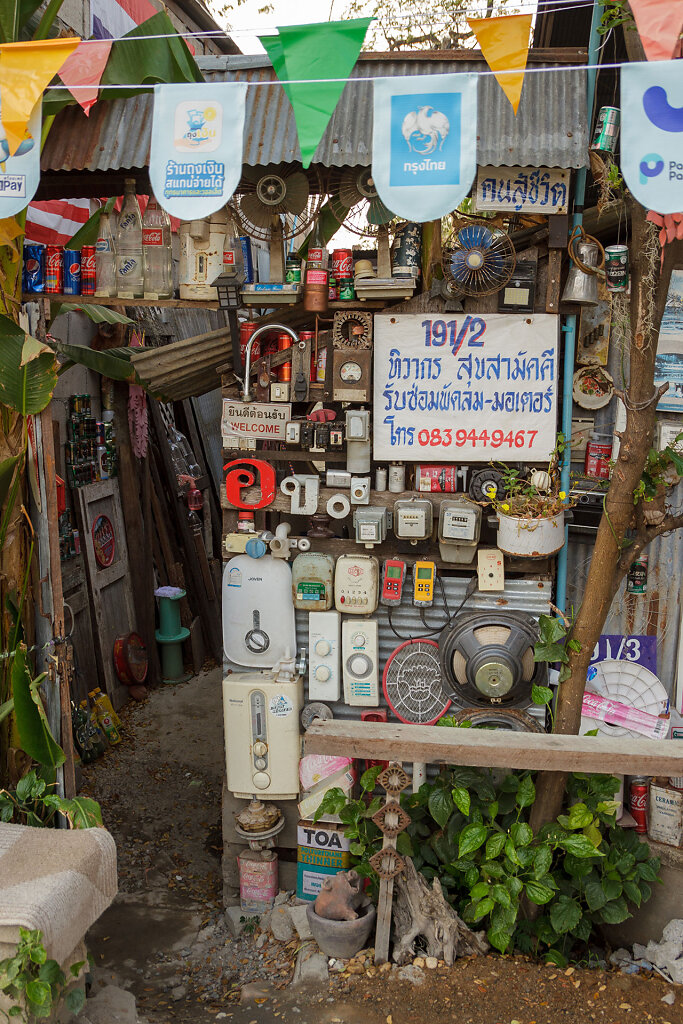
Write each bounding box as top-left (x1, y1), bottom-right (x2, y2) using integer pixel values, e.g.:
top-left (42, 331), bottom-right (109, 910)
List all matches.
top-left (0, 99), bottom-right (41, 217)
top-left (621, 60), bottom-right (683, 215)
top-left (372, 73), bottom-right (478, 222)
top-left (149, 83), bottom-right (247, 220)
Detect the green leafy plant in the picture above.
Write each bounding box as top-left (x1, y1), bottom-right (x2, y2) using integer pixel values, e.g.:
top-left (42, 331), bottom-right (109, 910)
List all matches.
top-left (597, 0), bottom-right (636, 35)
top-left (0, 769), bottom-right (102, 829)
top-left (633, 433), bottom-right (683, 504)
top-left (239, 916), bottom-right (260, 936)
top-left (315, 767), bottom-right (659, 962)
top-left (490, 435), bottom-right (572, 520)
top-left (0, 927), bottom-right (85, 1023)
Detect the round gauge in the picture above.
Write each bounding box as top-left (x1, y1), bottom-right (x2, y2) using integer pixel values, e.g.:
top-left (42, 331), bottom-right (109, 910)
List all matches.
top-left (340, 360), bottom-right (362, 383)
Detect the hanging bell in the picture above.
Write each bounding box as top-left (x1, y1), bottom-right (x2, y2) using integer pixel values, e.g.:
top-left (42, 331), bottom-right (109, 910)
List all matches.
top-left (561, 237), bottom-right (601, 307)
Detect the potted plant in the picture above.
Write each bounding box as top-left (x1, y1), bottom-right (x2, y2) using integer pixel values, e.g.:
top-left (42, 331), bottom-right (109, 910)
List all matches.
top-left (489, 438), bottom-right (573, 558)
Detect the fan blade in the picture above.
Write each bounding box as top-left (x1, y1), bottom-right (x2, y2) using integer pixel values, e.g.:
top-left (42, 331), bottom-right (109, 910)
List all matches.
top-left (240, 192), bottom-right (277, 231)
top-left (338, 171), bottom-right (363, 208)
top-left (241, 165), bottom-right (268, 188)
top-left (367, 196), bottom-right (395, 226)
top-left (458, 224), bottom-right (494, 249)
top-left (282, 171), bottom-right (310, 215)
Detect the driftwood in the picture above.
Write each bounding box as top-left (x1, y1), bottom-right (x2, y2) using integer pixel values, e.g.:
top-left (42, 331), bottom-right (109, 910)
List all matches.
top-left (391, 857), bottom-right (489, 966)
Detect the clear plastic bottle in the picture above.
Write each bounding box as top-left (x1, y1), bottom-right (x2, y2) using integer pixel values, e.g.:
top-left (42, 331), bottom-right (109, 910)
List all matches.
top-left (95, 211), bottom-right (117, 297)
top-left (142, 195), bottom-right (173, 299)
top-left (116, 178), bottom-right (144, 298)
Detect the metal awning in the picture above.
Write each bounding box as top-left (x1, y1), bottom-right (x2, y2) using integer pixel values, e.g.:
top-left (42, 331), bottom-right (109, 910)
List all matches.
top-left (38, 48), bottom-right (589, 199)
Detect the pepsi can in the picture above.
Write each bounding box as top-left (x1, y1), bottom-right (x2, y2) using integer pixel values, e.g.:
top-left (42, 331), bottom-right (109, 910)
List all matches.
top-left (239, 236), bottom-right (254, 284)
top-left (63, 249), bottom-right (81, 295)
top-left (23, 243), bottom-right (45, 293)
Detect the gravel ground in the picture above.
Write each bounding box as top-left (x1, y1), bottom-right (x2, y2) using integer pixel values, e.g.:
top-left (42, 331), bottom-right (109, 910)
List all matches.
top-left (82, 671), bottom-right (682, 1024)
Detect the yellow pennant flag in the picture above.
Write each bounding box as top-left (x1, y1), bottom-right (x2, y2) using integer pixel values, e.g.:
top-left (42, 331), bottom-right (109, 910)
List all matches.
top-left (0, 38), bottom-right (80, 156)
top-left (468, 14), bottom-right (533, 116)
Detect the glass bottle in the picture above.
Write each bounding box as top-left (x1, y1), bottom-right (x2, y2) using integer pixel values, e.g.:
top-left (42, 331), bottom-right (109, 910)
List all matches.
top-left (95, 211), bottom-right (117, 297)
top-left (142, 196), bottom-right (173, 299)
top-left (116, 178), bottom-right (143, 298)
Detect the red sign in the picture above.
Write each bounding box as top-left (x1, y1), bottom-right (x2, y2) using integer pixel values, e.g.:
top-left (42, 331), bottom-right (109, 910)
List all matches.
top-left (142, 228), bottom-right (163, 245)
top-left (92, 513), bottom-right (115, 568)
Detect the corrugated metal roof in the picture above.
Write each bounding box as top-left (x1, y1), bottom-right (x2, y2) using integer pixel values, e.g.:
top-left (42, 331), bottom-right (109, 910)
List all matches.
top-left (41, 51), bottom-right (588, 176)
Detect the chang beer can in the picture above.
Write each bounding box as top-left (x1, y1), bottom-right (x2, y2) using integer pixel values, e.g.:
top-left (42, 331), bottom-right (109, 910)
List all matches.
top-left (591, 106), bottom-right (620, 153)
top-left (627, 554), bottom-right (648, 594)
top-left (605, 244), bottom-right (629, 293)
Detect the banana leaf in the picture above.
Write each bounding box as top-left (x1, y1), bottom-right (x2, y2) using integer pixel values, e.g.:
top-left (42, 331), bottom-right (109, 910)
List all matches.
top-left (45, 340), bottom-right (139, 382)
top-left (66, 197), bottom-right (117, 251)
top-left (43, 12), bottom-right (203, 117)
top-left (0, 454), bottom-right (21, 509)
top-left (50, 302), bottom-right (134, 326)
top-left (11, 649), bottom-right (65, 769)
top-left (0, 314), bottom-right (58, 414)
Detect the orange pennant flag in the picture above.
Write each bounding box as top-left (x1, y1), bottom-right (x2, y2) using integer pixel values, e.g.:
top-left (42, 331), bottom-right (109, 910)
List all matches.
top-left (468, 14), bottom-right (533, 116)
top-left (58, 39), bottom-right (113, 115)
top-left (0, 38), bottom-right (80, 155)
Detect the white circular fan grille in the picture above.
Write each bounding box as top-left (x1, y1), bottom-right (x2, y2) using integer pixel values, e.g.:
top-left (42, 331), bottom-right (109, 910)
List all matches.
top-left (382, 640), bottom-right (451, 725)
top-left (580, 659), bottom-right (669, 739)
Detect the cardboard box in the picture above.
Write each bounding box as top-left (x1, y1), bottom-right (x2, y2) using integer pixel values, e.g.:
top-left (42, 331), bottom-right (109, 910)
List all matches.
top-left (297, 766), bottom-right (356, 822)
top-left (648, 783), bottom-right (683, 847)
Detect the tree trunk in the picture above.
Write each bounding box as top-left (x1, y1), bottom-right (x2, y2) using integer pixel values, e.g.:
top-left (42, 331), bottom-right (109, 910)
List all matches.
top-left (531, 204), bottom-right (683, 832)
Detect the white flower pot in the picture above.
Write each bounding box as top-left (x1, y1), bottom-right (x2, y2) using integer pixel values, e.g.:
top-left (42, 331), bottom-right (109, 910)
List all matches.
top-left (496, 510), bottom-right (565, 558)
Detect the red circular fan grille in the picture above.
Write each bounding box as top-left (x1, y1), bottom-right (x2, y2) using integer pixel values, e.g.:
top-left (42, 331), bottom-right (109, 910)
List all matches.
top-left (382, 639), bottom-right (451, 725)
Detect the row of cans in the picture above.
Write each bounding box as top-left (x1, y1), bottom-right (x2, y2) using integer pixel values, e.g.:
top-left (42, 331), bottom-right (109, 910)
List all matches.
top-left (23, 243), bottom-right (96, 295)
top-left (67, 417), bottom-right (113, 444)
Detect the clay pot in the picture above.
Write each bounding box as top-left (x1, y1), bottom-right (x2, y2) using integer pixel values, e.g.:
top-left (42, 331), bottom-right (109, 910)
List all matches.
top-left (306, 901), bottom-right (376, 959)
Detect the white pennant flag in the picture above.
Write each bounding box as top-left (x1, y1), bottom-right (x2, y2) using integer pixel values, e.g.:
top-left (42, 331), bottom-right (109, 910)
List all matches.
top-left (371, 73), bottom-right (478, 223)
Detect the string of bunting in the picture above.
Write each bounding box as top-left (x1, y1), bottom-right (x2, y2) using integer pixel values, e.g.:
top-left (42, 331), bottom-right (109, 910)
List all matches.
top-left (0, 14), bottom-right (682, 222)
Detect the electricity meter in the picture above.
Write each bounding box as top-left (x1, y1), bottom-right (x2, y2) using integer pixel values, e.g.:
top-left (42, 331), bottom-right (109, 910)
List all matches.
top-left (291, 552), bottom-right (335, 610)
top-left (393, 498), bottom-right (433, 543)
top-left (438, 497), bottom-right (482, 564)
top-left (353, 507), bottom-right (389, 549)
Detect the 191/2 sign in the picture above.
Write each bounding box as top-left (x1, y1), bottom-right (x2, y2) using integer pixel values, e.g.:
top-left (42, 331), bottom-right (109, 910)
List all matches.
top-left (373, 313), bottom-right (559, 462)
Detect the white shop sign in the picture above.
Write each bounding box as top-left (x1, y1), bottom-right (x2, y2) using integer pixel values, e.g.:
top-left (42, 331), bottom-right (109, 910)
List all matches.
top-left (373, 313), bottom-right (559, 463)
top-left (221, 400), bottom-right (291, 442)
top-left (474, 166), bottom-right (569, 215)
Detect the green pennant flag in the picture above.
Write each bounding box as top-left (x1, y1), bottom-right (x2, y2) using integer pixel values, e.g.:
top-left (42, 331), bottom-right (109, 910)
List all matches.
top-left (260, 18), bottom-right (373, 169)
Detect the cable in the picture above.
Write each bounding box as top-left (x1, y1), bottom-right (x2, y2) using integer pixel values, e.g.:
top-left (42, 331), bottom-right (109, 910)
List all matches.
top-left (386, 572), bottom-right (478, 641)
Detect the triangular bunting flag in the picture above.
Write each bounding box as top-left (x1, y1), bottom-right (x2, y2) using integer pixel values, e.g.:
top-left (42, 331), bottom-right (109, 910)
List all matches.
top-left (629, 0), bottom-right (683, 61)
top-left (58, 39), bottom-right (113, 116)
top-left (468, 14), bottom-right (533, 115)
top-left (260, 19), bottom-right (372, 169)
top-left (0, 38), bottom-right (80, 155)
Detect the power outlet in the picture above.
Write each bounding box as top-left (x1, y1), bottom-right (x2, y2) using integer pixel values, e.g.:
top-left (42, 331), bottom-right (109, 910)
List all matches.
top-left (477, 548), bottom-right (505, 591)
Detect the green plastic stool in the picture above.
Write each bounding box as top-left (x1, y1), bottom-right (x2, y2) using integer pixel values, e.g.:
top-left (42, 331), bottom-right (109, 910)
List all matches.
top-left (155, 588), bottom-right (191, 684)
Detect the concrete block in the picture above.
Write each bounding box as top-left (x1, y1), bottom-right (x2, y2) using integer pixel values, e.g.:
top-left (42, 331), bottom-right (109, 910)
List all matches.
top-left (270, 905), bottom-right (294, 943)
top-left (83, 985), bottom-right (137, 1024)
top-left (288, 904), bottom-right (312, 941)
top-left (292, 946), bottom-right (328, 985)
top-left (225, 906), bottom-right (247, 938)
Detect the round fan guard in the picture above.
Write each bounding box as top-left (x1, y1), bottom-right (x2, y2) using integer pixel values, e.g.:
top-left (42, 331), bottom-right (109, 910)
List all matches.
top-left (327, 167), bottom-right (396, 237)
top-left (439, 611), bottom-right (545, 709)
top-left (382, 639), bottom-right (451, 725)
top-left (230, 163), bottom-right (325, 242)
top-left (449, 708), bottom-right (545, 732)
top-left (442, 220), bottom-right (516, 297)
top-left (580, 659), bottom-right (669, 739)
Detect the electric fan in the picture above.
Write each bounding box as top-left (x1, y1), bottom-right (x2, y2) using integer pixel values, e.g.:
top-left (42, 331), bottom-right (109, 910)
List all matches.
top-left (327, 167), bottom-right (395, 235)
top-left (439, 611), bottom-right (545, 709)
top-left (230, 164), bottom-right (324, 295)
top-left (382, 639), bottom-right (451, 725)
top-left (580, 659), bottom-right (669, 739)
top-left (442, 221), bottom-right (516, 297)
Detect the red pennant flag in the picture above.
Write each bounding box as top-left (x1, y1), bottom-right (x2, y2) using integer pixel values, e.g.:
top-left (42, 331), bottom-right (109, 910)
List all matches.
top-left (58, 39), bottom-right (113, 115)
top-left (629, 0), bottom-right (683, 60)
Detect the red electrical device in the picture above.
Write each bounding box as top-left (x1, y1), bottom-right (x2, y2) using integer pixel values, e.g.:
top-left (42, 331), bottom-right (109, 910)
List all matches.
top-left (380, 559), bottom-right (406, 606)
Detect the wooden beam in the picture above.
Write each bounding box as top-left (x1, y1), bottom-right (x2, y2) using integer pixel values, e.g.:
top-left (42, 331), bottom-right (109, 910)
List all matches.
top-left (303, 720), bottom-right (683, 776)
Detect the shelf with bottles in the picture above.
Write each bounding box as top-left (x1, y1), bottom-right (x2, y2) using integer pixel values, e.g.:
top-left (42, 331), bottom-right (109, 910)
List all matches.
top-left (23, 292), bottom-right (222, 309)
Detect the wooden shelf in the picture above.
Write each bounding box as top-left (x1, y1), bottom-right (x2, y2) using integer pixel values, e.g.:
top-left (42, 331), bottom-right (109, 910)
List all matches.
top-left (24, 292), bottom-right (220, 310)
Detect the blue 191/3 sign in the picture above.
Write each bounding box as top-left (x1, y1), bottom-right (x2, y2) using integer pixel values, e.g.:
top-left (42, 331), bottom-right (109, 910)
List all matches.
top-left (373, 312), bottom-right (559, 462)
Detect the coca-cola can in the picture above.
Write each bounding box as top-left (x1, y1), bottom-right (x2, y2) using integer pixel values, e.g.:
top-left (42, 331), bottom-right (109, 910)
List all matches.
top-left (332, 248), bottom-right (353, 279)
top-left (629, 776), bottom-right (649, 833)
top-left (80, 245), bottom-right (96, 295)
top-left (45, 244), bottom-right (63, 293)
top-left (239, 321), bottom-right (260, 367)
top-left (584, 438), bottom-right (612, 480)
top-left (415, 464), bottom-right (458, 492)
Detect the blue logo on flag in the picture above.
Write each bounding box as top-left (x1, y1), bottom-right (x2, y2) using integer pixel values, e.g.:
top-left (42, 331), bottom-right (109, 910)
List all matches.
top-left (390, 92), bottom-right (462, 188)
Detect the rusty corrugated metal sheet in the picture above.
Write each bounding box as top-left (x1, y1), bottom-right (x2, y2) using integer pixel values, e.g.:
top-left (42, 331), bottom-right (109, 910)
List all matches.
top-left (566, 495), bottom-right (683, 702)
top-left (41, 52), bottom-right (588, 174)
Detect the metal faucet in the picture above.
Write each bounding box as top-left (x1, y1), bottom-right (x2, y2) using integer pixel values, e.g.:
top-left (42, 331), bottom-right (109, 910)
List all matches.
top-left (241, 323), bottom-right (299, 402)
